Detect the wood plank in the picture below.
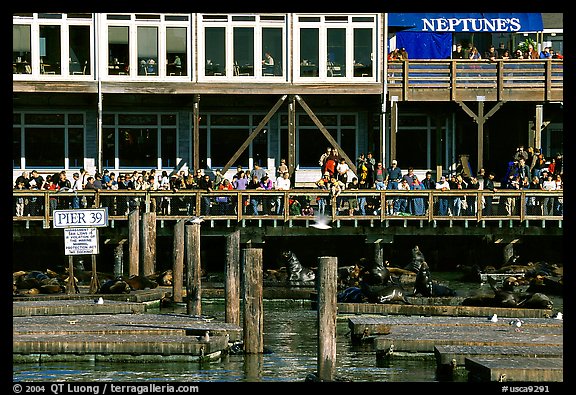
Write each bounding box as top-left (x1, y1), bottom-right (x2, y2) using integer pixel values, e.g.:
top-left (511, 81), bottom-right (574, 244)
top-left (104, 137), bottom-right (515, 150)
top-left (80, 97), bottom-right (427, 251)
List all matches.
top-left (434, 344), bottom-right (563, 367)
top-left (465, 357), bottom-right (563, 382)
top-left (13, 299), bottom-right (147, 316)
top-left (338, 302), bottom-right (553, 318)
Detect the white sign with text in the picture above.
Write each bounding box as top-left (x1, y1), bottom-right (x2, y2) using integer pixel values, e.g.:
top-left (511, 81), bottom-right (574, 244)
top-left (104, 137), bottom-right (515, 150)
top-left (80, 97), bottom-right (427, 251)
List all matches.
top-left (53, 208), bottom-right (108, 228)
top-left (64, 227), bottom-right (99, 255)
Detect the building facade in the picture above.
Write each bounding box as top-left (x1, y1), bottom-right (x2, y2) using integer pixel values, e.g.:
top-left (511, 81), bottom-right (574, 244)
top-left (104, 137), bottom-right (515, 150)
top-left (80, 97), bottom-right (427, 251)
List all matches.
top-left (13, 12), bottom-right (563, 185)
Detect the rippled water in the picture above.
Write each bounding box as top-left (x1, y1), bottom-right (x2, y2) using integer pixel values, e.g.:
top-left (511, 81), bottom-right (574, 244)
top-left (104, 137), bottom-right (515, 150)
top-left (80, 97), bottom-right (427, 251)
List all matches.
top-left (13, 272), bottom-right (563, 383)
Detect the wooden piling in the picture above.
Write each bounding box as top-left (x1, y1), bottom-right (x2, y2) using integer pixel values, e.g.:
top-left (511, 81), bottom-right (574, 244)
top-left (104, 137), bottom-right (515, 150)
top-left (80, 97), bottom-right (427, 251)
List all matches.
top-left (141, 211), bottom-right (156, 276)
top-left (186, 223), bottom-right (201, 316)
top-left (113, 240), bottom-right (126, 278)
top-left (172, 220), bottom-right (185, 303)
top-left (243, 247), bottom-right (263, 354)
top-left (128, 208), bottom-right (139, 276)
top-left (66, 255), bottom-right (75, 294)
top-left (225, 230), bottom-right (240, 325)
top-left (88, 254), bottom-right (99, 294)
top-left (317, 256), bottom-right (337, 382)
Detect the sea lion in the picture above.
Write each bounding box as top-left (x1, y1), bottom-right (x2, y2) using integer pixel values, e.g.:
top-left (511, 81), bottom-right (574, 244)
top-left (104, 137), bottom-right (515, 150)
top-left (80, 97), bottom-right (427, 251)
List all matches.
top-left (361, 281), bottom-right (411, 304)
top-left (125, 275), bottom-right (158, 291)
top-left (360, 259), bottom-right (391, 286)
top-left (280, 250), bottom-right (315, 282)
top-left (98, 278), bottom-right (131, 294)
top-left (404, 245), bottom-right (426, 273)
top-left (518, 292), bottom-right (554, 310)
top-left (413, 261), bottom-right (434, 296)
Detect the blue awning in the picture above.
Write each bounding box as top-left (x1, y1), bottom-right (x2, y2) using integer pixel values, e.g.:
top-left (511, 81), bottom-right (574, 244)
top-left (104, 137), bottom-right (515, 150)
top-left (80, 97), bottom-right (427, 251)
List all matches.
top-left (388, 13), bottom-right (543, 32)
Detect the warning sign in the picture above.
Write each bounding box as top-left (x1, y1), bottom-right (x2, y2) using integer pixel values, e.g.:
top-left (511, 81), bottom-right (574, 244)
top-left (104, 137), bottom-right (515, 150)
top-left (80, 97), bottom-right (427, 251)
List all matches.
top-left (64, 227), bottom-right (99, 255)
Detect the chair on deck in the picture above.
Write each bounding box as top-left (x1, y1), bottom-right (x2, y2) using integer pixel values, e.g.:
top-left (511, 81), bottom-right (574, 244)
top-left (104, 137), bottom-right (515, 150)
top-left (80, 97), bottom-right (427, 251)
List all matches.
top-left (72, 61), bottom-right (87, 75)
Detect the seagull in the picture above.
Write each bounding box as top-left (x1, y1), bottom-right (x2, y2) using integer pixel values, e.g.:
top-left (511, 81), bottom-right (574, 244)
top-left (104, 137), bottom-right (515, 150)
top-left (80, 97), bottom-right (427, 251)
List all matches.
top-left (553, 312), bottom-right (563, 320)
top-left (509, 318), bottom-right (523, 331)
top-left (311, 214), bottom-right (331, 230)
top-left (201, 331), bottom-right (210, 342)
top-left (489, 313), bottom-right (498, 322)
top-left (95, 297), bottom-right (104, 304)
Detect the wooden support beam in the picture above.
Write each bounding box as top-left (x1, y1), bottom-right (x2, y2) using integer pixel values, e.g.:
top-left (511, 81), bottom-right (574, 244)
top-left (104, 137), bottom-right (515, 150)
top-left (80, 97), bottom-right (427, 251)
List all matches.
top-left (172, 219), bottom-right (185, 303)
top-left (186, 222), bottom-right (202, 316)
top-left (457, 101), bottom-right (505, 175)
top-left (288, 95), bottom-right (296, 178)
top-left (295, 95), bottom-right (357, 175)
top-left (317, 256), bottom-right (338, 381)
top-left (193, 94), bottom-right (200, 172)
top-left (225, 230), bottom-right (241, 325)
top-left (222, 95), bottom-right (287, 174)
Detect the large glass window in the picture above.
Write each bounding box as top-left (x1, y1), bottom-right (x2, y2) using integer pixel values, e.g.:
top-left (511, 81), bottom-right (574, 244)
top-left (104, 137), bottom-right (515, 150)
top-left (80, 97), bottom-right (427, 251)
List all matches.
top-left (103, 113), bottom-right (177, 169)
top-left (262, 28), bottom-right (282, 76)
top-left (166, 27), bottom-right (187, 77)
top-left (69, 25), bottom-right (91, 75)
top-left (205, 27), bottom-right (226, 76)
top-left (233, 27), bottom-right (254, 76)
top-left (200, 14), bottom-right (287, 81)
top-left (40, 25), bottom-right (61, 75)
top-left (108, 26), bottom-right (130, 75)
top-left (13, 128), bottom-right (22, 168)
top-left (300, 28), bottom-right (319, 77)
top-left (137, 26), bottom-right (158, 76)
top-left (295, 14), bottom-right (377, 81)
top-left (205, 114), bottom-right (268, 168)
top-left (281, 113), bottom-right (356, 167)
top-left (13, 25), bottom-right (31, 74)
top-left (327, 28), bottom-right (346, 77)
top-left (14, 113), bottom-right (85, 169)
top-left (354, 28), bottom-right (372, 77)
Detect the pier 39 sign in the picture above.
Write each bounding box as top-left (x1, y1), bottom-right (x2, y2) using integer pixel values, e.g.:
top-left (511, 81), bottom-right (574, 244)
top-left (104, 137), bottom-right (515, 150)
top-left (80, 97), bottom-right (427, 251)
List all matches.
top-left (53, 208), bottom-right (108, 256)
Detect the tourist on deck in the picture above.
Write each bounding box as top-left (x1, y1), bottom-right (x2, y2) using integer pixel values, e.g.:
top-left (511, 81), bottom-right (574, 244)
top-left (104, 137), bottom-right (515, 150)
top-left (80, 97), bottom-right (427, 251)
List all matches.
top-left (315, 179), bottom-right (329, 216)
top-left (387, 160), bottom-right (402, 214)
top-left (435, 175), bottom-right (450, 216)
top-left (541, 173), bottom-right (557, 216)
top-left (374, 162), bottom-right (388, 190)
top-left (409, 175), bottom-right (426, 216)
top-left (452, 43), bottom-right (465, 59)
top-left (483, 172), bottom-right (497, 216)
top-left (275, 172), bottom-right (291, 215)
top-left (247, 174), bottom-right (261, 216)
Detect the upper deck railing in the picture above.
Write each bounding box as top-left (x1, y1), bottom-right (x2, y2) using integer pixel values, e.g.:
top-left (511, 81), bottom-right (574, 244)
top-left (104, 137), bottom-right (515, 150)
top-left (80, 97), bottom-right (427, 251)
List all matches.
top-left (13, 59), bottom-right (563, 102)
top-left (13, 189), bottom-right (563, 229)
top-left (387, 59), bottom-right (563, 102)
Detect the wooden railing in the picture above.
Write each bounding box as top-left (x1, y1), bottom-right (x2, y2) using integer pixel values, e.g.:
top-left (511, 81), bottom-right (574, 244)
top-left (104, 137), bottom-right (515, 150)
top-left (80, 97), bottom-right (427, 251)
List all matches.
top-left (12, 189), bottom-right (563, 227)
top-left (387, 59), bottom-right (563, 102)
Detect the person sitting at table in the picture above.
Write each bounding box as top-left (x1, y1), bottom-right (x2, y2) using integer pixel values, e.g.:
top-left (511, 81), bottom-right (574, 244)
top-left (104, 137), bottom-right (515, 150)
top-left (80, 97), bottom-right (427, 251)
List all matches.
top-left (262, 52), bottom-right (274, 75)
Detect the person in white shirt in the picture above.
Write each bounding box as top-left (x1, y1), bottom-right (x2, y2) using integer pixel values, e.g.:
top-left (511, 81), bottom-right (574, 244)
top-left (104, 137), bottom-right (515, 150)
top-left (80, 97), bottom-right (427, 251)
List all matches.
top-left (435, 175), bottom-right (451, 216)
top-left (541, 173), bottom-right (557, 216)
top-left (275, 172), bottom-right (291, 214)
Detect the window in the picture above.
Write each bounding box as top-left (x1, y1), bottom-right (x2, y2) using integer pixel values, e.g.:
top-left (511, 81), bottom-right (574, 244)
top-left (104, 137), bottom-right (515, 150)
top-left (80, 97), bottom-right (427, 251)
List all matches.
top-left (13, 25), bottom-right (31, 74)
top-left (40, 25), bottom-right (61, 75)
top-left (295, 14), bottom-right (377, 81)
top-left (280, 113), bottom-right (356, 167)
top-left (108, 26), bottom-right (130, 75)
top-left (205, 27), bottom-right (226, 76)
top-left (69, 25), bottom-right (91, 75)
top-left (166, 27), bottom-right (187, 77)
top-left (13, 14), bottom-right (94, 77)
top-left (137, 26), bottom-right (158, 76)
top-left (204, 114), bottom-right (268, 168)
top-left (13, 113), bottom-right (85, 169)
top-left (103, 113), bottom-right (177, 169)
top-left (199, 14), bottom-right (287, 81)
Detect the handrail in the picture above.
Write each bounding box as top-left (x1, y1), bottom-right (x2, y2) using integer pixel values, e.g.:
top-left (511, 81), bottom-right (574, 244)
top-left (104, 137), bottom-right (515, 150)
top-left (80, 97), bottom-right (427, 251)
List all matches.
top-left (12, 189), bottom-right (564, 225)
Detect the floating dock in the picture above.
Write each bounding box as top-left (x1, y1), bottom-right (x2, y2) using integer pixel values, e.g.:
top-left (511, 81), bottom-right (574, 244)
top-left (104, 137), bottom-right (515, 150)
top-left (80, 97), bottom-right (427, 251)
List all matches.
top-left (13, 299), bottom-right (242, 363)
top-left (346, 315), bottom-right (563, 382)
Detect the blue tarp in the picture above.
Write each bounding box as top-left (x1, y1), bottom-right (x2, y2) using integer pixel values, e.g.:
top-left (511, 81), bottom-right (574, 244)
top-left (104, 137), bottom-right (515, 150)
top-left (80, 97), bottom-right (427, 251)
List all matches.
top-left (395, 32), bottom-right (452, 59)
top-left (389, 13), bottom-right (543, 32)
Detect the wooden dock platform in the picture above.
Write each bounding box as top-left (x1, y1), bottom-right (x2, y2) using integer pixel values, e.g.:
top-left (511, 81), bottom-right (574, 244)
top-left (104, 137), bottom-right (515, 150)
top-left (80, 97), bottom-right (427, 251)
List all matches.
top-left (13, 299), bottom-right (243, 363)
top-left (337, 302), bottom-right (553, 318)
top-left (465, 357), bottom-right (563, 382)
top-left (347, 315), bottom-right (563, 381)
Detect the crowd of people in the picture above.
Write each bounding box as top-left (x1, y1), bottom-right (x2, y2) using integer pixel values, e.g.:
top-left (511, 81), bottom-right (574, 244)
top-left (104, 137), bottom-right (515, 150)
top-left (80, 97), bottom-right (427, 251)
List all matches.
top-left (389, 41), bottom-right (563, 61)
top-left (13, 145), bottom-right (563, 218)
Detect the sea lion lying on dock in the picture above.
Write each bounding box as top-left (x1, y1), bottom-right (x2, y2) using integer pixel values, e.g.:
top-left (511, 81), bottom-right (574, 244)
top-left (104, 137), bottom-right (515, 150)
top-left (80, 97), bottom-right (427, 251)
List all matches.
top-left (98, 278), bottom-right (131, 294)
top-left (125, 275), bottom-right (158, 291)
